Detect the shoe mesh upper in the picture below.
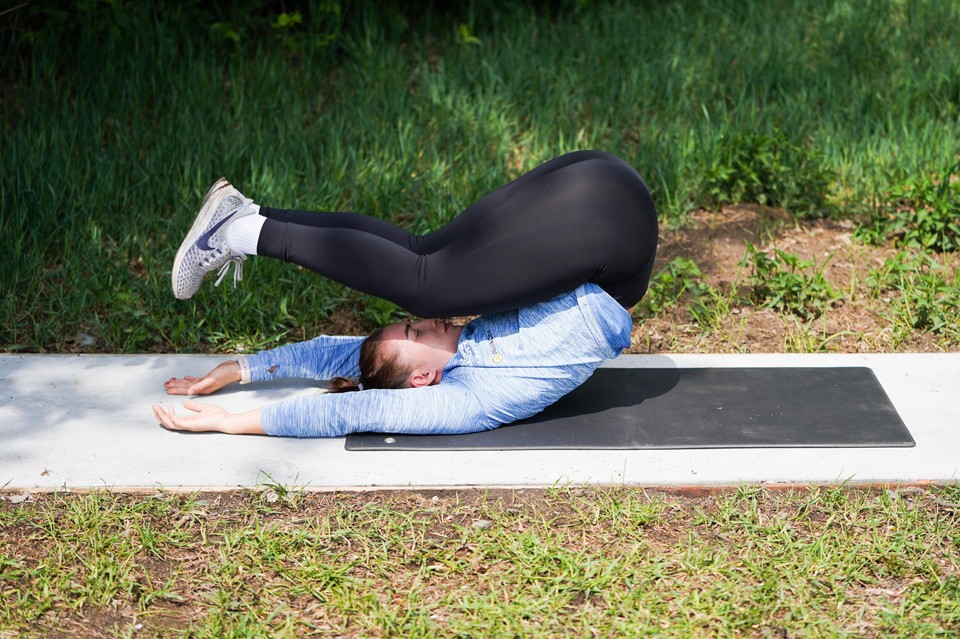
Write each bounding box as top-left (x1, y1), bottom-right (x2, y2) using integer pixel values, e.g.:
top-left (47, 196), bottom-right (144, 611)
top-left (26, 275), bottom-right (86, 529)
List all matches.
top-left (172, 181), bottom-right (253, 299)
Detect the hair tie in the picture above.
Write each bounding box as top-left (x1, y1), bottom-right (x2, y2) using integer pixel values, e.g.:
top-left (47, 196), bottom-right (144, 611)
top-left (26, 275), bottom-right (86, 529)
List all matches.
top-left (357, 383), bottom-right (364, 391)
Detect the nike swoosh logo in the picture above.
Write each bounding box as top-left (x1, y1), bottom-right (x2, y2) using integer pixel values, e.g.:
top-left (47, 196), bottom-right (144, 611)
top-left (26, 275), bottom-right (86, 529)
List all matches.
top-left (196, 211), bottom-right (237, 251)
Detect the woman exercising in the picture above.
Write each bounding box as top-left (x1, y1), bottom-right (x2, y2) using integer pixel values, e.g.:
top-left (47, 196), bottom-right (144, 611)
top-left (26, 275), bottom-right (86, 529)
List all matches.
top-left (153, 150), bottom-right (658, 437)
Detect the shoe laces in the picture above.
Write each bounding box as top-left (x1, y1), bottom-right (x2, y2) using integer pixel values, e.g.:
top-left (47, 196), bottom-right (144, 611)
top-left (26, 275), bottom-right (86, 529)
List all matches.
top-left (214, 252), bottom-right (247, 288)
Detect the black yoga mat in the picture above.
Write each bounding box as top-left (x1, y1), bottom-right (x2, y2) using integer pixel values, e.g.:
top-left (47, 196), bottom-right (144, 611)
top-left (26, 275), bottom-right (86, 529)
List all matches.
top-left (344, 367), bottom-right (914, 451)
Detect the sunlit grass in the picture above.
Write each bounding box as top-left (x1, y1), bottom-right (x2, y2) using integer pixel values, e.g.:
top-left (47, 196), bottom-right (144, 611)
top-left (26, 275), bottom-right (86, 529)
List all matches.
top-left (3, 0), bottom-right (960, 353)
top-left (2, 486), bottom-right (958, 637)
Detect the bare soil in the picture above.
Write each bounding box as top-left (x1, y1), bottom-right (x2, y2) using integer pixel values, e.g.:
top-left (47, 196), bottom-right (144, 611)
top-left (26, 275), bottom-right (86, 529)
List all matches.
top-left (319, 205), bottom-right (959, 354)
top-left (632, 205), bottom-right (958, 354)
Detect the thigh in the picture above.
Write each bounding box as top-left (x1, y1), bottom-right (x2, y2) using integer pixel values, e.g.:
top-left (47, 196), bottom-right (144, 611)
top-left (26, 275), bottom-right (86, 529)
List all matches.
top-left (416, 154), bottom-right (659, 312)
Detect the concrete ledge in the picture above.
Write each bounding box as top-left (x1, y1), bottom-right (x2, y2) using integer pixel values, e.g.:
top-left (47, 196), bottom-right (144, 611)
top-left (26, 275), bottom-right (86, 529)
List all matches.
top-left (2, 353), bottom-right (958, 490)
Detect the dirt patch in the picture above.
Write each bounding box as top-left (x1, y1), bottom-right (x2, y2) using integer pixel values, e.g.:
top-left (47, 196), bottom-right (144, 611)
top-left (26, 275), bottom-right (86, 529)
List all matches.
top-left (632, 205), bottom-right (959, 354)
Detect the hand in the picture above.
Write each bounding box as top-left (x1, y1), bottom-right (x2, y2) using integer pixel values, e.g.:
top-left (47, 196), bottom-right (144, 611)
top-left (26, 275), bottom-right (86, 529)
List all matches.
top-left (151, 400), bottom-right (264, 435)
top-left (164, 360), bottom-right (241, 396)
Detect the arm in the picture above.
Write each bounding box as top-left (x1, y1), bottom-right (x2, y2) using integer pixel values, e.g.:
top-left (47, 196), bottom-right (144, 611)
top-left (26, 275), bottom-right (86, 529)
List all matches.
top-left (152, 400), bottom-right (264, 435)
top-left (260, 381), bottom-right (495, 438)
top-left (242, 335), bottom-right (365, 383)
top-left (154, 381), bottom-right (490, 437)
top-left (163, 335), bottom-right (366, 396)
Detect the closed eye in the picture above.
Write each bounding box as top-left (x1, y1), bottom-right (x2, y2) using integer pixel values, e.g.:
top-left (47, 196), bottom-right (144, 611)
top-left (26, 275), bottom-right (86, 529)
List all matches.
top-left (404, 323), bottom-right (420, 341)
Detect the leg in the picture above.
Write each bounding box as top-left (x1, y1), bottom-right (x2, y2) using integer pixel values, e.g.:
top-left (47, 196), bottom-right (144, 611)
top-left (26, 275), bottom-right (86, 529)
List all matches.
top-left (256, 151), bottom-right (658, 317)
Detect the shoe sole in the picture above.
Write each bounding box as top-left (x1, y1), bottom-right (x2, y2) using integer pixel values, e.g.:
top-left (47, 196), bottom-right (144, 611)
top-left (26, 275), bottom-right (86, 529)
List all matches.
top-left (171, 178), bottom-right (232, 299)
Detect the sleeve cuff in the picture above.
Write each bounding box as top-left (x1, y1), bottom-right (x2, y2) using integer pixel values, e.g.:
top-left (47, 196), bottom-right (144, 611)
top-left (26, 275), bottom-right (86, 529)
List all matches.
top-left (237, 356), bottom-right (252, 384)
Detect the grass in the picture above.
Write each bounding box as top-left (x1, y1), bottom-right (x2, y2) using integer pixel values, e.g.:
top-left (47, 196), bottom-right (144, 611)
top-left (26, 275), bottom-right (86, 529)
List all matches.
top-left (2, 485), bottom-right (959, 637)
top-left (4, 5), bottom-right (958, 636)
top-left (3, 0), bottom-right (960, 352)
top-left (740, 243), bottom-right (843, 320)
top-left (866, 252), bottom-right (960, 345)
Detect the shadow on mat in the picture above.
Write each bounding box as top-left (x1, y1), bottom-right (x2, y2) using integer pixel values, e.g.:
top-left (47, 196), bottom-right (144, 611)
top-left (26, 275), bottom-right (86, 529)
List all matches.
top-left (345, 367), bottom-right (683, 450)
top-left (513, 367), bottom-right (680, 425)
top-left (345, 365), bottom-right (915, 449)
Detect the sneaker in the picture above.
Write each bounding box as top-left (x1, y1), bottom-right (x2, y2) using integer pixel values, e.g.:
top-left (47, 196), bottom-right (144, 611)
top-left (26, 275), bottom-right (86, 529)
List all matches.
top-left (171, 178), bottom-right (255, 300)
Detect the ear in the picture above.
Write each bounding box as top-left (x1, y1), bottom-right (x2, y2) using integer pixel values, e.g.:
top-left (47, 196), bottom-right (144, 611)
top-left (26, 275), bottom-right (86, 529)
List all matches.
top-left (408, 369), bottom-right (438, 388)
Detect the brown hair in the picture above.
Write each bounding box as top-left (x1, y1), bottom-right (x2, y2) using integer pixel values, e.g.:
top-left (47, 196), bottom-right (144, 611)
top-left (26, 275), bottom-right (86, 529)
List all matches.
top-left (328, 327), bottom-right (412, 393)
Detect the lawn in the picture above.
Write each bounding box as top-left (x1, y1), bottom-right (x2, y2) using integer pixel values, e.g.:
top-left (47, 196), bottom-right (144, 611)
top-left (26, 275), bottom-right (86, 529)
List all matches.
top-left (3, 0), bottom-right (959, 353)
top-left (3, 486), bottom-right (960, 637)
top-left (2, 1), bottom-right (960, 636)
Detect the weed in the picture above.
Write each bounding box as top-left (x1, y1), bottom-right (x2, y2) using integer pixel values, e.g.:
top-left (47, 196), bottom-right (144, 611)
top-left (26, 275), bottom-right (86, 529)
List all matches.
top-left (698, 131), bottom-right (834, 218)
top-left (636, 257), bottom-right (741, 335)
top-left (637, 257), bottom-right (717, 317)
top-left (856, 165), bottom-right (960, 252)
top-left (784, 316), bottom-right (859, 353)
top-left (867, 252), bottom-right (960, 338)
top-left (741, 244), bottom-right (843, 319)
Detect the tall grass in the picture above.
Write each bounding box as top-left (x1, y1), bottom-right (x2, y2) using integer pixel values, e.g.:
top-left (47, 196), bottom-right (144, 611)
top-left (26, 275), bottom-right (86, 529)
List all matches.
top-left (3, 0), bottom-right (959, 352)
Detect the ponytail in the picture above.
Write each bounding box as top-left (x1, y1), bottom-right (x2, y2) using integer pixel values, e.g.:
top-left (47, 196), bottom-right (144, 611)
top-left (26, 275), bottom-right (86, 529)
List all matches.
top-left (327, 326), bottom-right (412, 393)
top-left (329, 376), bottom-right (363, 392)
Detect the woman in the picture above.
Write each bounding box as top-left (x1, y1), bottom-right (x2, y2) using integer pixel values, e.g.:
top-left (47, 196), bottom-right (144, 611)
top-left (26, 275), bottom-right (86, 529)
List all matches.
top-left (153, 151), bottom-right (658, 436)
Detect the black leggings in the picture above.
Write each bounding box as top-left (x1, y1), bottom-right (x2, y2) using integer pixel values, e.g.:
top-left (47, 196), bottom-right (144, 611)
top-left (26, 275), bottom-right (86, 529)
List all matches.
top-left (257, 150), bottom-right (658, 318)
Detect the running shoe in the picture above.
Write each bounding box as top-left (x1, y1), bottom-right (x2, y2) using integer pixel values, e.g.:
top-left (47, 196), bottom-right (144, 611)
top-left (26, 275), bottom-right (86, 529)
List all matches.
top-left (171, 178), bottom-right (254, 300)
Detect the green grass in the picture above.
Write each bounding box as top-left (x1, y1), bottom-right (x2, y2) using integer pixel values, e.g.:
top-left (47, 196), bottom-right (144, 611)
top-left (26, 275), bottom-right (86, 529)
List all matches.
top-left (866, 252), bottom-right (960, 345)
top-left (3, 0), bottom-right (960, 352)
top-left (741, 243), bottom-right (843, 320)
top-left (2, 486), bottom-right (959, 637)
top-left (857, 164), bottom-right (960, 253)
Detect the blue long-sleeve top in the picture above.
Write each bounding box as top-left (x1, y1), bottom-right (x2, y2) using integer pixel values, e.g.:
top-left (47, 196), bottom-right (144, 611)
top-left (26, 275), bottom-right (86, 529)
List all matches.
top-left (238, 283), bottom-right (632, 437)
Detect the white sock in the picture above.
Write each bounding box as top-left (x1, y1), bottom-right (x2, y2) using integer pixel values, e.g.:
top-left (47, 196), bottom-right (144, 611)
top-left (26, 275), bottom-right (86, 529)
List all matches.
top-left (226, 207), bottom-right (266, 255)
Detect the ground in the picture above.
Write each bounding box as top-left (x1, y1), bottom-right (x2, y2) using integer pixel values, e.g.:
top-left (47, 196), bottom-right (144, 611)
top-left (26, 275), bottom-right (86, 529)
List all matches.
top-left (317, 205), bottom-right (958, 355)
top-left (631, 205), bottom-right (957, 355)
top-left (3, 486), bottom-right (959, 638)
top-left (4, 210), bottom-right (958, 638)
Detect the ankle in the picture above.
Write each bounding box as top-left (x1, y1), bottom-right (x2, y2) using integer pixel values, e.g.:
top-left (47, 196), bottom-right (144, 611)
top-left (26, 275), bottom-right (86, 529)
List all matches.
top-left (225, 210), bottom-right (266, 255)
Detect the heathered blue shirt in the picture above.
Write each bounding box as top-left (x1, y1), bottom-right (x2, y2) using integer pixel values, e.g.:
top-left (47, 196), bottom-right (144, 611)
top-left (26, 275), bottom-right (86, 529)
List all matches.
top-left (241, 283), bottom-right (632, 437)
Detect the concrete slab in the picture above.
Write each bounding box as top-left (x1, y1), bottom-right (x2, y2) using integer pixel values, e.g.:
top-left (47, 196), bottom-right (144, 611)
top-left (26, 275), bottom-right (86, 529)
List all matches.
top-left (1, 353), bottom-right (958, 491)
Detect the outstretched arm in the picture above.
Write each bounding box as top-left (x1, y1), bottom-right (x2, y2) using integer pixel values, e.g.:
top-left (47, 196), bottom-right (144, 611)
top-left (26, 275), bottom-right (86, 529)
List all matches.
top-left (164, 360), bottom-right (241, 396)
top-left (152, 400), bottom-right (264, 435)
top-left (242, 335), bottom-right (364, 382)
top-left (163, 335), bottom-right (365, 396)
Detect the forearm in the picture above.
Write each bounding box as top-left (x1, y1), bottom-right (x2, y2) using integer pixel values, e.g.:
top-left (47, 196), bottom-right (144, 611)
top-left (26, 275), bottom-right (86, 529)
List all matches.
top-left (240, 336), bottom-right (364, 383)
top-left (259, 387), bottom-right (492, 438)
top-left (153, 401), bottom-right (265, 435)
top-left (224, 408), bottom-right (265, 435)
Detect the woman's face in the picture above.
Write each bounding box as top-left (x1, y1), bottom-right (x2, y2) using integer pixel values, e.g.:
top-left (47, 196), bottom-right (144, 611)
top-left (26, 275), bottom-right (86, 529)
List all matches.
top-left (379, 318), bottom-right (462, 387)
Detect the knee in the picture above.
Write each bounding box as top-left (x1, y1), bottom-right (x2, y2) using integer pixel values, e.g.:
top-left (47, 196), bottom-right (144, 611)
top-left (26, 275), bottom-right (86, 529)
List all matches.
top-left (563, 149), bottom-right (624, 166)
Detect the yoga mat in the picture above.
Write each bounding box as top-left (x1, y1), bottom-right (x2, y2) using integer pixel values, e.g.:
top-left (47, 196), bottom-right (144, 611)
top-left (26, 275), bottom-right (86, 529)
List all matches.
top-left (344, 367), bottom-right (914, 450)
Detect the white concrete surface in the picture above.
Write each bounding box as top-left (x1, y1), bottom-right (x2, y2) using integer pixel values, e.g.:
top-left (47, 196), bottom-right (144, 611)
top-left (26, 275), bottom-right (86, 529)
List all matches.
top-left (1, 353), bottom-right (958, 490)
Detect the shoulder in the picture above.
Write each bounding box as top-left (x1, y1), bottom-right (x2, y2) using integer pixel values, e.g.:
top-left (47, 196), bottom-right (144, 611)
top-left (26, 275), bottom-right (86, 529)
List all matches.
top-left (574, 284), bottom-right (632, 353)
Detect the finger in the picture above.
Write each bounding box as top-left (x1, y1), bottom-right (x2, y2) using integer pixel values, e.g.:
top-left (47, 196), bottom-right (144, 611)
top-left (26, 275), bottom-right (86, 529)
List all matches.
top-left (165, 375), bottom-right (203, 393)
top-left (156, 403), bottom-right (206, 432)
top-left (165, 381), bottom-right (193, 395)
top-left (152, 404), bottom-right (177, 430)
top-left (187, 377), bottom-right (217, 395)
top-left (183, 399), bottom-right (208, 413)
